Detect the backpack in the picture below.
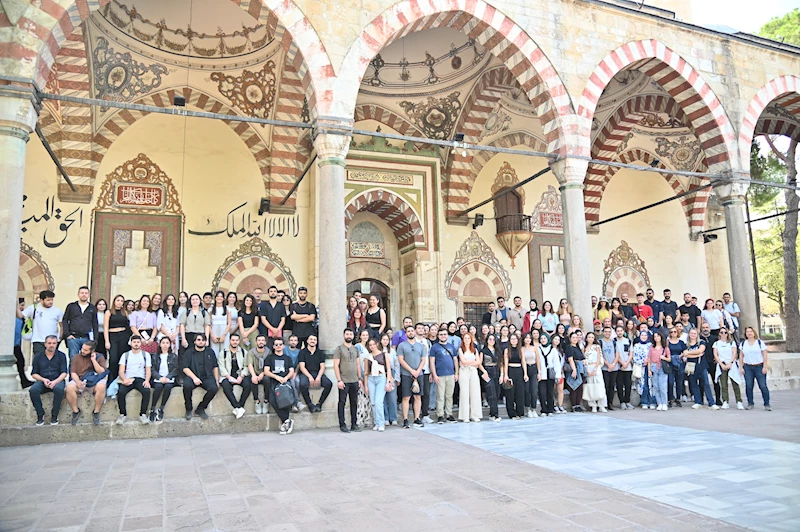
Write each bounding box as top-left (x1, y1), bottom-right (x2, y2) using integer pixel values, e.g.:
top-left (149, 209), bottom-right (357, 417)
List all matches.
top-left (21, 304), bottom-right (35, 341)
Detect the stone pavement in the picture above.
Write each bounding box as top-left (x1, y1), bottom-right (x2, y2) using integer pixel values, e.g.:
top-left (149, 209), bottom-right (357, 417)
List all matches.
top-left (0, 422), bottom-right (741, 532)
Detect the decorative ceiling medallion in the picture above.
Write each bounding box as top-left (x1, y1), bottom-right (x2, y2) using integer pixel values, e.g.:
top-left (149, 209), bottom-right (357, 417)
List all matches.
top-left (100, 0), bottom-right (273, 58)
top-left (211, 61), bottom-right (276, 122)
top-left (399, 92), bottom-right (462, 140)
top-left (531, 185), bottom-right (563, 232)
top-left (491, 162), bottom-right (525, 206)
top-left (655, 135), bottom-right (703, 171)
top-left (445, 231), bottom-right (512, 302)
top-left (95, 153), bottom-right (183, 217)
top-left (212, 237), bottom-right (297, 298)
top-left (601, 240), bottom-right (652, 297)
top-left (92, 37), bottom-right (167, 111)
top-left (480, 109), bottom-right (512, 139)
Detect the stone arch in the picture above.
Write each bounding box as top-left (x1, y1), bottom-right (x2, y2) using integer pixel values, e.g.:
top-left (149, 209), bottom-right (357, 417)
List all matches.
top-left (445, 130), bottom-right (547, 218)
top-left (579, 39), bottom-right (737, 173)
top-left (344, 189), bottom-right (425, 251)
top-left (354, 104), bottom-right (425, 138)
top-left (604, 267), bottom-right (648, 299)
top-left (601, 241), bottom-right (652, 299)
top-left (335, 0), bottom-right (573, 153)
top-left (18, 242), bottom-right (56, 303)
top-left (740, 75), bottom-right (800, 171)
top-left (447, 262), bottom-right (507, 301)
top-left (93, 87), bottom-right (271, 194)
top-left (212, 237), bottom-right (297, 299)
top-left (3, 0), bottom-right (331, 121)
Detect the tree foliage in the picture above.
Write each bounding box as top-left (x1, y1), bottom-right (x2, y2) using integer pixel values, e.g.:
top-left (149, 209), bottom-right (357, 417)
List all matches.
top-left (748, 143), bottom-right (784, 214)
top-left (753, 220), bottom-right (799, 316)
top-left (759, 8), bottom-right (800, 45)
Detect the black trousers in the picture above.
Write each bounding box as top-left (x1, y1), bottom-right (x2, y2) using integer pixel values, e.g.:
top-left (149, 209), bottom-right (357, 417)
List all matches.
top-left (108, 330), bottom-right (130, 384)
top-left (298, 374), bottom-right (332, 407)
top-left (505, 366), bottom-right (525, 417)
top-left (220, 379), bottom-right (252, 409)
top-left (703, 359), bottom-right (722, 405)
top-left (178, 332), bottom-right (201, 385)
top-left (118, 377), bottom-right (151, 416)
top-left (540, 379), bottom-right (555, 414)
top-left (485, 366), bottom-right (499, 417)
top-left (296, 336), bottom-right (310, 350)
top-left (268, 386), bottom-right (290, 422)
top-left (604, 370), bottom-right (618, 407)
top-left (337, 381), bottom-right (359, 427)
top-left (183, 377), bottom-right (218, 412)
top-left (420, 374), bottom-right (431, 415)
top-left (14, 345), bottom-right (32, 388)
top-left (149, 381), bottom-right (174, 411)
top-left (524, 364), bottom-right (538, 409)
top-left (618, 371), bottom-right (632, 403)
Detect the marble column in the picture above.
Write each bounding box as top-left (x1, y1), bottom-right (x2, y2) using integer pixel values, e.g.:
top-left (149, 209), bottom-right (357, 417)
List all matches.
top-left (0, 96), bottom-right (37, 392)
top-left (551, 158), bottom-right (593, 325)
top-left (715, 179), bottom-right (758, 332)
top-left (312, 120), bottom-right (352, 354)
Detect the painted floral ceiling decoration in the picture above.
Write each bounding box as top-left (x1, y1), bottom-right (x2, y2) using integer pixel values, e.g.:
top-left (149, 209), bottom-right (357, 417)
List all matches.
top-left (601, 240), bottom-right (652, 297)
top-left (211, 61), bottom-right (277, 121)
top-left (655, 135), bottom-right (703, 171)
top-left (92, 37), bottom-right (167, 111)
top-left (399, 92), bottom-right (462, 140)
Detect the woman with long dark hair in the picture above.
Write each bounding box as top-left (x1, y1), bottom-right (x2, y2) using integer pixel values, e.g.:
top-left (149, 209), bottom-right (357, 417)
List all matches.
top-left (149, 336), bottom-right (178, 422)
top-left (502, 334), bottom-right (527, 419)
top-left (365, 294), bottom-right (386, 340)
top-left (95, 299), bottom-right (107, 356)
top-left (348, 308), bottom-right (367, 338)
top-left (481, 333), bottom-right (501, 421)
top-left (346, 296), bottom-right (358, 321)
top-left (381, 333), bottom-right (400, 426)
top-left (521, 333), bottom-right (539, 418)
top-left (633, 330), bottom-right (654, 409)
top-left (458, 332), bottom-right (486, 422)
top-left (363, 337), bottom-right (392, 431)
top-left (129, 295), bottom-right (157, 347)
top-left (649, 331), bottom-right (671, 411)
top-left (539, 334), bottom-right (561, 416)
top-left (583, 332), bottom-right (606, 413)
top-left (565, 331), bottom-right (585, 412)
top-left (179, 294), bottom-right (211, 380)
top-left (104, 294), bottom-right (130, 387)
top-left (210, 290), bottom-right (231, 355)
top-left (226, 292), bottom-right (240, 338)
top-left (610, 297), bottom-right (624, 325)
top-left (149, 293), bottom-right (162, 314)
top-left (540, 301), bottom-right (558, 335)
top-left (157, 294), bottom-right (180, 352)
top-left (237, 294), bottom-right (259, 350)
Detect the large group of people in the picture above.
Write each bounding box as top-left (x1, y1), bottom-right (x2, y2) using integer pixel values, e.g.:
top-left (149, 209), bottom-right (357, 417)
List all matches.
top-left (14, 284), bottom-right (773, 434)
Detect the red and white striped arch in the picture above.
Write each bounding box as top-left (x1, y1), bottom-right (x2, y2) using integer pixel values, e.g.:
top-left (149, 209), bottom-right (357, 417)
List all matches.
top-left (336, 0), bottom-right (573, 154)
top-left (444, 130), bottom-right (548, 218)
top-left (740, 75), bottom-right (800, 171)
top-left (344, 189), bottom-right (425, 252)
top-left (354, 104), bottom-right (425, 138)
top-left (579, 40), bottom-right (737, 173)
top-left (93, 88), bottom-right (271, 193)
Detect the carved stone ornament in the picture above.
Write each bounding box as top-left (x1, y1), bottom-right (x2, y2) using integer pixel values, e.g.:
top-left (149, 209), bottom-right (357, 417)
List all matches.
top-left (211, 61), bottom-right (276, 121)
top-left (93, 37), bottom-right (167, 110)
top-left (531, 185), bottom-right (562, 232)
top-left (94, 153), bottom-right (183, 217)
top-left (19, 240), bottom-right (56, 294)
top-left (211, 237), bottom-right (297, 298)
top-left (491, 162), bottom-right (525, 206)
top-left (399, 92), bottom-right (462, 140)
top-left (655, 135), bottom-right (703, 171)
top-left (445, 231), bottom-right (512, 302)
top-left (601, 240), bottom-right (652, 297)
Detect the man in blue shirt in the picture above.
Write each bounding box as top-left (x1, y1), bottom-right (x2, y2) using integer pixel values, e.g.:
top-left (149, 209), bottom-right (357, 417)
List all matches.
top-left (29, 335), bottom-right (68, 425)
top-left (391, 317), bottom-right (413, 348)
top-left (429, 329), bottom-right (459, 423)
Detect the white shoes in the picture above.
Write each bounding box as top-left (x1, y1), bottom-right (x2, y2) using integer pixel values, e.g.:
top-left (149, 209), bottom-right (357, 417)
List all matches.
top-left (591, 406), bottom-right (598, 413)
top-left (254, 402), bottom-right (262, 414)
top-left (692, 403), bottom-right (702, 409)
top-left (721, 401), bottom-right (729, 409)
top-left (526, 409), bottom-right (538, 418)
top-left (641, 404), bottom-right (648, 409)
top-left (378, 426), bottom-right (385, 432)
top-left (737, 401), bottom-right (744, 410)
top-left (422, 416), bottom-right (433, 424)
top-left (116, 415), bottom-right (126, 425)
top-left (140, 414), bottom-right (150, 425)
top-left (711, 405), bottom-right (720, 410)
top-left (600, 407), bottom-right (608, 413)
top-left (373, 424), bottom-right (379, 431)
top-left (234, 408), bottom-right (245, 419)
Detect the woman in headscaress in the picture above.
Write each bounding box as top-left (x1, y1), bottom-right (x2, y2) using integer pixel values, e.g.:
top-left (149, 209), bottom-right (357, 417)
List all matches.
top-left (632, 330), bottom-right (654, 409)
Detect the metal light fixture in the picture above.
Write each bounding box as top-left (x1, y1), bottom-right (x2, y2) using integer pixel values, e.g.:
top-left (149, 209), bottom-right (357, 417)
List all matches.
top-left (173, 94), bottom-right (186, 107)
top-left (472, 213), bottom-right (484, 229)
top-left (258, 198), bottom-right (270, 215)
top-left (702, 233), bottom-right (718, 244)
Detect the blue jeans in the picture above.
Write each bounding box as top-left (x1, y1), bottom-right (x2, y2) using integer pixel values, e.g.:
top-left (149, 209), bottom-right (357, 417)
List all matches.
top-left (690, 363), bottom-right (715, 406)
top-left (744, 364), bottom-right (770, 406)
top-left (640, 370), bottom-right (655, 406)
top-left (652, 365), bottom-right (668, 406)
top-left (384, 382), bottom-right (398, 423)
top-left (66, 337), bottom-right (89, 361)
top-left (668, 364), bottom-right (685, 401)
top-left (29, 380), bottom-right (66, 420)
top-left (368, 375), bottom-right (387, 427)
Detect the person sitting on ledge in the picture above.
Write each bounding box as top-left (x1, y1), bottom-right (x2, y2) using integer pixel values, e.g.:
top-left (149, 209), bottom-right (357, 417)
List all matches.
top-left (116, 335), bottom-right (152, 425)
top-left (297, 334), bottom-right (332, 413)
top-left (245, 334), bottom-right (270, 414)
top-left (218, 333), bottom-right (249, 419)
top-left (149, 336), bottom-right (179, 422)
top-left (29, 335), bottom-right (67, 426)
top-left (182, 334), bottom-right (219, 420)
top-left (264, 338), bottom-right (295, 435)
top-left (65, 340), bottom-right (108, 426)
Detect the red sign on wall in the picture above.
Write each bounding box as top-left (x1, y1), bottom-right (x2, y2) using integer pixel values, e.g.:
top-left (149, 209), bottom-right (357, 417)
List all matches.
top-left (113, 183), bottom-right (165, 209)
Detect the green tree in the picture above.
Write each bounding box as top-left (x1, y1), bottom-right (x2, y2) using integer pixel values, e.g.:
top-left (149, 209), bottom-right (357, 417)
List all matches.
top-left (759, 8), bottom-right (800, 45)
top-left (748, 143), bottom-right (782, 214)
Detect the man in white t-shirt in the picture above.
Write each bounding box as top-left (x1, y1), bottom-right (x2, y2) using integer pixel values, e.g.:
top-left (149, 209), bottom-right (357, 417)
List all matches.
top-left (722, 293), bottom-right (741, 336)
top-left (18, 290), bottom-right (63, 358)
top-left (116, 336), bottom-right (152, 425)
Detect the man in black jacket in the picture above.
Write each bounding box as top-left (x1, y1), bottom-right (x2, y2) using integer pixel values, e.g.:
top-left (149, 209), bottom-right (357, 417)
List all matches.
top-left (182, 334), bottom-right (219, 420)
top-left (63, 286), bottom-right (98, 361)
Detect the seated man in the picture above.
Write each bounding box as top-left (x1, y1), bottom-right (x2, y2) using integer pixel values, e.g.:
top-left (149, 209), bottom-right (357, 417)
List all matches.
top-left (117, 335), bottom-right (152, 425)
top-left (29, 335), bottom-right (68, 426)
top-left (264, 338), bottom-right (296, 434)
top-left (297, 334), bottom-right (332, 412)
top-left (65, 340), bottom-right (108, 425)
top-left (182, 334), bottom-right (219, 420)
top-left (244, 334), bottom-right (270, 414)
top-left (218, 333), bottom-right (250, 419)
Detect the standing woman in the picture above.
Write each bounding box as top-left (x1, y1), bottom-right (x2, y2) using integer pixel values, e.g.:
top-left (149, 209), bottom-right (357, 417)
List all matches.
top-left (179, 294), bottom-right (211, 379)
top-left (539, 334), bottom-right (560, 416)
top-left (149, 293), bottom-right (162, 314)
top-left (226, 292), bottom-right (240, 339)
top-left (633, 330), bottom-right (653, 409)
top-left (95, 299), bottom-right (108, 356)
top-left (458, 332), bottom-right (485, 422)
top-left (502, 334), bottom-right (527, 419)
top-left (178, 291), bottom-right (190, 313)
top-left (237, 294), bottom-right (260, 350)
top-left (149, 336), bottom-right (178, 422)
top-left (481, 333), bottom-right (501, 421)
top-left (540, 301), bottom-right (558, 335)
top-left (348, 308), bottom-right (367, 338)
top-left (157, 294), bottom-right (180, 352)
top-left (355, 329), bottom-right (373, 428)
top-left (522, 300), bottom-right (540, 334)
top-left (686, 328), bottom-right (717, 409)
top-left (551, 335), bottom-right (567, 413)
top-left (595, 298), bottom-right (611, 323)
top-left (666, 327), bottom-right (687, 407)
top-left (701, 299), bottom-right (723, 337)
top-left (346, 296), bottom-right (358, 321)
top-left (104, 294), bottom-right (130, 386)
top-left (281, 294), bottom-right (293, 344)
top-left (365, 294), bottom-right (386, 340)
top-left (583, 332), bottom-right (607, 413)
top-left (570, 315), bottom-right (584, 334)
top-left (564, 331), bottom-right (585, 412)
top-left (129, 295), bottom-right (157, 349)
top-left (125, 299), bottom-right (136, 314)
top-left (649, 332), bottom-right (671, 411)
top-left (558, 298), bottom-right (573, 329)
top-left (625, 319), bottom-right (638, 340)
top-left (521, 333), bottom-right (539, 418)
top-left (713, 328), bottom-right (743, 409)
top-left (740, 326), bottom-right (771, 411)
top-left (610, 298), bottom-right (624, 325)
top-left (381, 333), bottom-right (400, 426)
top-left (363, 337), bottom-right (392, 431)
top-left (210, 290), bottom-right (231, 356)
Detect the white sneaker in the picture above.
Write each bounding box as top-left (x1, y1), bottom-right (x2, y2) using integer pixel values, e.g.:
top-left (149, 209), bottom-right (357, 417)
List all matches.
top-left (737, 401), bottom-right (744, 410)
top-left (591, 406), bottom-right (598, 413)
top-left (378, 426), bottom-right (385, 432)
top-left (235, 408), bottom-right (245, 419)
top-left (279, 421), bottom-right (287, 435)
top-left (721, 401), bottom-right (729, 409)
top-left (384, 421), bottom-right (389, 426)
top-left (600, 407), bottom-right (608, 413)
top-left (140, 414), bottom-right (150, 425)
top-left (255, 402), bottom-right (263, 414)
top-left (531, 410), bottom-right (539, 418)
top-left (116, 415), bottom-right (126, 425)
top-left (626, 403), bottom-right (633, 410)
top-left (373, 424), bottom-right (379, 431)
top-left (422, 416), bottom-right (433, 424)
top-left (711, 405), bottom-right (720, 410)
top-left (692, 403), bottom-right (702, 409)
top-left (641, 404), bottom-right (648, 409)
top-left (291, 405), bottom-right (299, 413)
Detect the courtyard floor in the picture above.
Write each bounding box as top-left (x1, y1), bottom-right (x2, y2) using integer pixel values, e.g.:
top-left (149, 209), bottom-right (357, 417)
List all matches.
top-left (0, 391), bottom-right (797, 532)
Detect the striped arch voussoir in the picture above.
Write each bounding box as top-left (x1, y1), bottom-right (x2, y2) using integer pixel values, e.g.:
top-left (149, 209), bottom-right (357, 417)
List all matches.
top-left (344, 189), bottom-right (425, 252)
top-left (447, 261), bottom-right (507, 301)
top-left (740, 76), bottom-right (800, 154)
top-left (354, 104), bottom-right (424, 138)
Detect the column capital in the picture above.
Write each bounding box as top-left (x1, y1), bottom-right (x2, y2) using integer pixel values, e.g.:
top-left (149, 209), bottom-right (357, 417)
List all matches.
top-left (0, 96), bottom-right (36, 142)
top-left (714, 171), bottom-right (751, 205)
top-left (312, 116), bottom-right (353, 165)
top-left (549, 156), bottom-right (589, 186)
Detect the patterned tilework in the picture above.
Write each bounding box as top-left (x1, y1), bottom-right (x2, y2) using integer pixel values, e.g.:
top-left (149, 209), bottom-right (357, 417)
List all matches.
top-left (426, 415), bottom-right (800, 532)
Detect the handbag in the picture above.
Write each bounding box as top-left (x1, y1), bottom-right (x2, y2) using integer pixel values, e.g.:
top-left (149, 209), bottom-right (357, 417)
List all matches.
top-left (82, 370), bottom-right (109, 388)
top-left (547, 367), bottom-right (556, 380)
top-left (583, 375), bottom-right (605, 402)
top-left (632, 364), bottom-right (643, 379)
top-left (685, 361), bottom-right (696, 375)
top-left (273, 382), bottom-right (295, 409)
top-left (502, 378), bottom-right (513, 390)
top-left (661, 348), bottom-right (672, 375)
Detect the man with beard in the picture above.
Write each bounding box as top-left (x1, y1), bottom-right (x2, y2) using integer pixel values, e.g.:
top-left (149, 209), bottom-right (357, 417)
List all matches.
top-left (297, 335), bottom-right (332, 412)
top-left (259, 286), bottom-right (285, 348)
top-left (290, 287), bottom-right (317, 349)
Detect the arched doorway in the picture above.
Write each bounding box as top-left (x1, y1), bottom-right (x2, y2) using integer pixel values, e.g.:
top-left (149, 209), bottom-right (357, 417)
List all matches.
top-left (347, 279), bottom-right (391, 327)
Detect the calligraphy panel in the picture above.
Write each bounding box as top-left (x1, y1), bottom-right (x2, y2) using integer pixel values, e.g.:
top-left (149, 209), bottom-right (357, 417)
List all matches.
top-left (347, 170), bottom-right (414, 186)
top-left (113, 183), bottom-right (165, 209)
top-left (349, 242), bottom-right (385, 258)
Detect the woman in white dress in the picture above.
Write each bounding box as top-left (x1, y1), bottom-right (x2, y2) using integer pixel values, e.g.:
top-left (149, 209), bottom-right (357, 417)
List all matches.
top-left (157, 294), bottom-right (180, 352)
top-left (583, 332), bottom-right (607, 413)
top-left (210, 290), bottom-right (232, 355)
top-left (458, 332), bottom-right (487, 422)
top-left (226, 292), bottom-right (240, 339)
